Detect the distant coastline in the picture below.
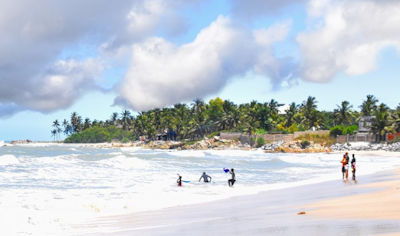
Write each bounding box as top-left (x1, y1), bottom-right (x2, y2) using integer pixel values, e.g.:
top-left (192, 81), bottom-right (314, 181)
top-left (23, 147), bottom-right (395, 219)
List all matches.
top-left (4, 137), bottom-right (400, 153)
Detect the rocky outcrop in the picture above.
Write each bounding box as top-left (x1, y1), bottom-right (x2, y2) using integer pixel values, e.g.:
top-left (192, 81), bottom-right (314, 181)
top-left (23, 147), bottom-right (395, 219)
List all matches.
top-left (262, 140), bottom-right (331, 153)
top-left (331, 142), bottom-right (400, 152)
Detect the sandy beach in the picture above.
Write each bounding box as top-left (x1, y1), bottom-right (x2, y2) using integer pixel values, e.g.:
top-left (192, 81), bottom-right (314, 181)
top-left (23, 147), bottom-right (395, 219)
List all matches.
top-left (79, 160), bottom-right (400, 236)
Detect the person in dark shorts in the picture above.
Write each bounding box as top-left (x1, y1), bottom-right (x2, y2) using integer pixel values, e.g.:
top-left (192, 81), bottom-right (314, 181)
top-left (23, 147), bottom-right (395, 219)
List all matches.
top-left (341, 154), bottom-right (348, 180)
top-left (199, 172), bottom-right (212, 183)
top-left (228, 168), bottom-right (236, 186)
top-left (351, 154), bottom-right (356, 181)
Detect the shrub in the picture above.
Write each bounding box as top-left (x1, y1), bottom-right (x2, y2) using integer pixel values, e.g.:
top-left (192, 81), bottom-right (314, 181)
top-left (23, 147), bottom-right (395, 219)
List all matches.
top-left (330, 125), bottom-right (345, 137)
top-left (256, 137), bottom-right (266, 148)
top-left (300, 140), bottom-right (311, 149)
top-left (255, 128), bottom-right (267, 135)
top-left (345, 125), bottom-right (358, 135)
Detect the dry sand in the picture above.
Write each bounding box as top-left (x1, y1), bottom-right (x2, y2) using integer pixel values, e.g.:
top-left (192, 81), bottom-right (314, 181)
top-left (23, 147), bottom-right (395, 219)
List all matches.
top-left (306, 171), bottom-right (400, 220)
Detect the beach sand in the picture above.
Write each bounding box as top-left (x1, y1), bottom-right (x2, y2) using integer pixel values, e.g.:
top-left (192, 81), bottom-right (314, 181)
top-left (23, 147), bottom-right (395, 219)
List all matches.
top-left (306, 170), bottom-right (400, 220)
top-left (79, 165), bottom-right (400, 236)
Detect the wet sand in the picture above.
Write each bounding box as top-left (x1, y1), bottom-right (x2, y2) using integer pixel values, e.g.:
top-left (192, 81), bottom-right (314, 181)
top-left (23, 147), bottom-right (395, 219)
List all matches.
top-left (79, 169), bottom-right (400, 236)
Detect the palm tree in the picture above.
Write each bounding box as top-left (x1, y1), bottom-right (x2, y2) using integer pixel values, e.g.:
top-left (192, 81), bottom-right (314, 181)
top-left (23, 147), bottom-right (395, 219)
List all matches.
top-left (52, 119), bottom-right (61, 141)
top-left (70, 112), bottom-right (82, 133)
top-left (333, 101), bottom-right (353, 125)
top-left (110, 112), bottom-right (118, 126)
top-left (300, 96), bottom-right (318, 130)
top-left (62, 119), bottom-right (72, 136)
top-left (121, 110), bottom-right (131, 130)
top-left (360, 95), bottom-right (378, 116)
top-left (285, 102), bottom-right (298, 127)
top-left (51, 129), bottom-right (57, 141)
top-left (371, 103), bottom-right (390, 142)
top-left (83, 118), bottom-right (91, 130)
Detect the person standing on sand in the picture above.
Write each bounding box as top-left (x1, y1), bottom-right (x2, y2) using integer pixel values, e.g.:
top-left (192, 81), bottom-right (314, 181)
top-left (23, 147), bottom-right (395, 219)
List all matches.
top-left (341, 155), bottom-right (347, 180)
top-left (351, 154), bottom-right (356, 181)
top-left (228, 168), bottom-right (236, 186)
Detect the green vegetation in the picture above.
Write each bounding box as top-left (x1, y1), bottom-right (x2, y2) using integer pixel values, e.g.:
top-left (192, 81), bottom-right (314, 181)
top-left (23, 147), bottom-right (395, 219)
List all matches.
top-left (256, 137), bottom-right (266, 148)
top-left (51, 95), bottom-right (400, 143)
top-left (329, 125), bottom-right (358, 136)
top-left (64, 126), bottom-right (135, 143)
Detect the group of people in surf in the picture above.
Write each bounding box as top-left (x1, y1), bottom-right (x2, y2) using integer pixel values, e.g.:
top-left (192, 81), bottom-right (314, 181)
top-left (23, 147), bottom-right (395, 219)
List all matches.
top-left (341, 152), bottom-right (356, 182)
top-left (177, 168), bottom-right (236, 187)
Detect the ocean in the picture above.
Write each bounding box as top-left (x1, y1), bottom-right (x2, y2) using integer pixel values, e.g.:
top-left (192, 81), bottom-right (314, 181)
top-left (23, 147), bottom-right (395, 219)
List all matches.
top-left (1, 143), bottom-right (400, 235)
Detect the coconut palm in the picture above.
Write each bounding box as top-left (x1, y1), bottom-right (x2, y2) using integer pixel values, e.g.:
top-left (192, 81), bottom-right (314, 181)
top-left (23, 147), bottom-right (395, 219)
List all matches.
top-left (285, 102), bottom-right (298, 127)
top-left (300, 96), bottom-right (318, 130)
top-left (371, 103), bottom-right (390, 141)
top-left (121, 110), bottom-right (131, 130)
top-left (360, 95), bottom-right (378, 116)
top-left (333, 101), bottom-right (353, 126)
top-left (70, 112), bottom-right (82, 133)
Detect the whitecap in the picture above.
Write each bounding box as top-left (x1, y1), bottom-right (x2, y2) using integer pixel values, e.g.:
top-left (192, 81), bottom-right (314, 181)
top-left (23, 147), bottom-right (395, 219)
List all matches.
top-left (0, 154), bottom-right (19, 165)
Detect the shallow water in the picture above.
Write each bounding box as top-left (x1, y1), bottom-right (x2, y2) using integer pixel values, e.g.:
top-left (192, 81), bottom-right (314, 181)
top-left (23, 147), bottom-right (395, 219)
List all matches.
top-left (1, 144), bottom-right (400, 235)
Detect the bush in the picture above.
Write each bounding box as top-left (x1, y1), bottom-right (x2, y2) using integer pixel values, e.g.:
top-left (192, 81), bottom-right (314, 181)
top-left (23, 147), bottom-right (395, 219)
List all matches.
top-left (330, 125), bottom-right (344, 137)
top-left (300, 140), bottom-right (311, 149)
top-left (255, 128), bottom-right (267, 135)
top-left (345, 125), bottom-right (358, 135)
top-left (256, 137), bottom-right (266, 148)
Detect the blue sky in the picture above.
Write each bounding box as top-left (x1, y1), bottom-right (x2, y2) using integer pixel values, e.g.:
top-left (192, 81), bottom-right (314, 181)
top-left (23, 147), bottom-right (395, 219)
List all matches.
top-left (0, 0), bottom-right (399, 141)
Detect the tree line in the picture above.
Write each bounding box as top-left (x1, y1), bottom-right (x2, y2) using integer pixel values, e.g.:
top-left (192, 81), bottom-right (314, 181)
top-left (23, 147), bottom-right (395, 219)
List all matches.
top-left (51, 95), bottom-right (400, 143)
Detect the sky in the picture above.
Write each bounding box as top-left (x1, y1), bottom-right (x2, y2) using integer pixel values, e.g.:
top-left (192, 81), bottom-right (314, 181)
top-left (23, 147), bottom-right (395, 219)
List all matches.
top-left (1, 0), bottom-right (400, 141)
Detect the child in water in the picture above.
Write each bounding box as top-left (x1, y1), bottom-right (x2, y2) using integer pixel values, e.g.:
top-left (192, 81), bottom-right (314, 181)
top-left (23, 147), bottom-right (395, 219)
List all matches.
top-left (177, 174), bottom-right (182, 187)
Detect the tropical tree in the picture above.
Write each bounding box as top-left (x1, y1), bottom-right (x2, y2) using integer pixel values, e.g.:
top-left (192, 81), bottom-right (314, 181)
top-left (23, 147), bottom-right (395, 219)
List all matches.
top-left (51, 129), bottom-right (57, 141)
top-left (52, 119), bottom-right (62, 141)
top-left (70, 112), bottom-right (82, 133)
top-left (285, 102), bottom-right (298, 128)
top-left (121, 110), bottom-right (131, 130)
top-left (371, 103), bottom-right (390, 141)
top-left (62, 119), bottom-right (72, 136)
top-left (360, 95), bottom-right (378, 116)
top-left (333, 101), bottom-right (353, 126)
top-left (83, 118), bottom-right (91, 130)
top-left (110, 112), bottom-right (118, 126)
top-left (300, 96), bottom-right (318, 130)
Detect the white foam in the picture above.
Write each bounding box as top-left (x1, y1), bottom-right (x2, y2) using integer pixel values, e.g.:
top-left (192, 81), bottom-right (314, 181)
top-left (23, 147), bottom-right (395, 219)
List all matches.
top-left (0, 154), bottom-right (19, 165)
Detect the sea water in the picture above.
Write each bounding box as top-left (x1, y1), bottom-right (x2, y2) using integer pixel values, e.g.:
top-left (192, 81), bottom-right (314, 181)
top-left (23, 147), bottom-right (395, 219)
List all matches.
top-left (1, 144), bottom-right (400, 235)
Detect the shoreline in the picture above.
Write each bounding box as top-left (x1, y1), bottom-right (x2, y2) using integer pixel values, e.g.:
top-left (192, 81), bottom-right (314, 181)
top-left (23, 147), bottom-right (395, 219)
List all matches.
top-left (79, 168), bottom-right (400, 236)
top-left (4, 140), bottom-right (400, 154)
top-left (4, 137), bottom-right (400, 153)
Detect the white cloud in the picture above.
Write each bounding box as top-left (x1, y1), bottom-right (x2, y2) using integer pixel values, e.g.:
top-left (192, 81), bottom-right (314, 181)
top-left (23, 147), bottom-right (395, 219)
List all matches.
top-left (298, 0), bottom-right (400, 82)
top-left (0, 0), bottom-right (192, 115)
top-left (115, 16), bottom-right (293, 111)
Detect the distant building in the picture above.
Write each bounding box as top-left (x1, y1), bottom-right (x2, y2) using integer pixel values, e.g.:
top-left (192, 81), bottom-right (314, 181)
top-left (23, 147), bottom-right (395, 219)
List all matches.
top-left (358, 116), bottom-right (375, 133)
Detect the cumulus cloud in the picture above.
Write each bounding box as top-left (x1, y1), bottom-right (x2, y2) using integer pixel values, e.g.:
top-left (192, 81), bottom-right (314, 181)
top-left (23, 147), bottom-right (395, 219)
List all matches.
top-left (298, 0), bottom-right (400, 82)
top-left (115, 16), bottom-right (293, 111)
top-left (0, 0), bottom-right (191, 115)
